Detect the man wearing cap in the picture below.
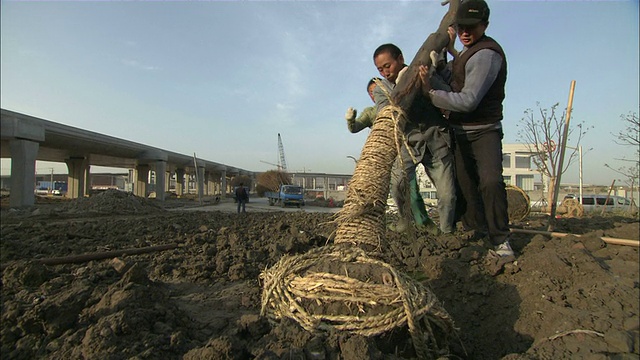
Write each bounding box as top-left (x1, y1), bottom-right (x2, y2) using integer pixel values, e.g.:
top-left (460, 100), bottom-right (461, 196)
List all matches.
top-left (423, 0), bottom-right (514, 258)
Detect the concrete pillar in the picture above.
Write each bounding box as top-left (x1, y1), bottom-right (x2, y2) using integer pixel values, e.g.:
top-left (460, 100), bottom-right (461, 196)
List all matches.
top-left (154, 160), bottom-right (166, 201)
top-left (186, 174), bottom-right (192, 194)
top-left (9, 139), bottom-right (39, 207)
top-left (212, 175), bottom-right (219, 195)
top-left (3, 113), bottom-right (45, 206)
top-left (221, 170), bottom-right (227, 197)
top-left (135, 164), bottom-right (150, 198)
top-left (86, 168), bottom-right (92, 194)
top-left (203, 171), bottom-right (209, 196)
top-left (136, 149), bottom-right (167, 198)
top-left (127, 169), bottom-right (134, 192)
top-left (65, 157), bottom-right (89, 199)
top-left (324, 176), bottom-right (329, 199)
top-left (206, 172), bottom-right (215, 195)
top-left (175, 169), bottom-right (185, 196)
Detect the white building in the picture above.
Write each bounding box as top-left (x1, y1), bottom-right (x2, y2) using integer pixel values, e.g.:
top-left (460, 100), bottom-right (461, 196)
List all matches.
top-left (501, 143), bottom-right (538, 191)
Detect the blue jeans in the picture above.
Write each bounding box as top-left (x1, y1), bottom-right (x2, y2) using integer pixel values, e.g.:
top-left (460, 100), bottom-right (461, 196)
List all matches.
top-left (391, 154), bottom-right (457, 233)
top-left (419, 152), bottom-right (456, 233)
top-left (237, 199), bottom-right (246, 213)
top-left (393, 126), bottom-right (457, 233)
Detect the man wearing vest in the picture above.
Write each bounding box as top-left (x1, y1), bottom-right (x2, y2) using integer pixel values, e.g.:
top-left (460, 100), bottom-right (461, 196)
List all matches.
top-left (424, 0), bottom-right (514, 258)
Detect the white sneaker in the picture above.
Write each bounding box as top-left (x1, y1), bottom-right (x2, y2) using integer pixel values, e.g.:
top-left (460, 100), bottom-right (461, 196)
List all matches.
top-left (495, 240), bottom-right (514, 257)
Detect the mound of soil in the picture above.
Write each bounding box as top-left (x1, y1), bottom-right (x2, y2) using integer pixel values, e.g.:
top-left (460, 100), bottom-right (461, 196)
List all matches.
top-left (1, 191), bottom-right (638, 359)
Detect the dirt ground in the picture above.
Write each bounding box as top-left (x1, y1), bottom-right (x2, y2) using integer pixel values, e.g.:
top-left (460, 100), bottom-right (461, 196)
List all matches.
top-left (1, 190), bottom-right (638, 359)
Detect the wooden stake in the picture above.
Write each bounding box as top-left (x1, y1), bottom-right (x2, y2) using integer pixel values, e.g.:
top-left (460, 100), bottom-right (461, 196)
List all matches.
top-left (548, 80), bottom-right (576, 231)
top-left (601, 179), bottom-right (616, 216)
top-left (37, 243), bottom-right (180, 266)
top-left (510, 228), bottom-right (639, 247)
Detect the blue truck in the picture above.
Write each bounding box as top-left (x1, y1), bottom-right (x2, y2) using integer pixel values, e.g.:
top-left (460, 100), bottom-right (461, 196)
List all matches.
top-left (265, 185), bottom-right (305, 208)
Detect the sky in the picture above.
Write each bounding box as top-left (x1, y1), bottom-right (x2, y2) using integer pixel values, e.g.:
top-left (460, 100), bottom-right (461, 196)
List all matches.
top-left (1, 0), bottom-right (638, 186)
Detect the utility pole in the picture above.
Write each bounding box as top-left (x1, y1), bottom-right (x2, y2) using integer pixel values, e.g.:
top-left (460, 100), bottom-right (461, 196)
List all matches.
top-left (564, 145), bottom-right (584, 205)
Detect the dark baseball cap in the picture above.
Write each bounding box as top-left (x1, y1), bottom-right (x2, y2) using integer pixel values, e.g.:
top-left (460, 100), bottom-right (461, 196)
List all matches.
top-left (455, 0), bottom-right (490, 26)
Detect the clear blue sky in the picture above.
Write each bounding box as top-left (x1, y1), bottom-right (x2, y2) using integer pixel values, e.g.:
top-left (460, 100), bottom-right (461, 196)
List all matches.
top-left (1, 0), bottom-right (638, 186)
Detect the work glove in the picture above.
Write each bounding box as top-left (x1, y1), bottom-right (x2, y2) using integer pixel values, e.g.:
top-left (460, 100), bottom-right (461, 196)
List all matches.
top-left (345, 107), bottom-right (356, 121)
top-left (427, 49), bottom-right (449, 75)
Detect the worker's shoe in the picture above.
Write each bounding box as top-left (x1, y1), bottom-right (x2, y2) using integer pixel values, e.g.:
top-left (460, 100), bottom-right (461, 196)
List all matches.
top-left (495, 240), bottom-right (515, 257)
top-left (485, 238), bottom-right (516, 276)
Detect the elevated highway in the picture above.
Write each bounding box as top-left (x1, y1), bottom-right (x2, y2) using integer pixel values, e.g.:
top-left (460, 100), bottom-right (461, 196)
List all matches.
top-left (1, 109), bottom-right (255, 207)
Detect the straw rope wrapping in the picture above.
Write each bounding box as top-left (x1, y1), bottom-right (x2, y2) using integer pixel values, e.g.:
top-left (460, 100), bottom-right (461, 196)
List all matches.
top-left (260, 103), bottom-right (456, 358)
top-left (332, 105), bottom-right (405, 250)
top-left (505, 184), bottom-right (532, 222)
top-left (373, 77), bottom-right (421, 236)
top-left (260, 244), bottom-right (455, 358)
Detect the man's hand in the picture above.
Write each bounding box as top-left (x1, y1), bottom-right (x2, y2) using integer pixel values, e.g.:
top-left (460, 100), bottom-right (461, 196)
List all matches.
top-left (345, 107), bottom-right (356, 121)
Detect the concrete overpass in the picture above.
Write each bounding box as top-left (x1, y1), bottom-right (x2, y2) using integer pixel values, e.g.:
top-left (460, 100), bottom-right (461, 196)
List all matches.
top-left (1, 109), bottom-right (255, 207)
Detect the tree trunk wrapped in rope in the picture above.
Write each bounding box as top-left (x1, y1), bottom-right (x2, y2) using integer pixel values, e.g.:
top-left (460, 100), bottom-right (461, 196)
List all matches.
top-left (332, 106), bottom-right (403, 251)
top-left (261, 2), bottom-right (460, 358)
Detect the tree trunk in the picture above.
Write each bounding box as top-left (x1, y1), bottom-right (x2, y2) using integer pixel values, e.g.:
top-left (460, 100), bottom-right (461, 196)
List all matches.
top-left (547, 176), bottom-right (557, 213)
top-left (392, 1), bottom-right (459, 109)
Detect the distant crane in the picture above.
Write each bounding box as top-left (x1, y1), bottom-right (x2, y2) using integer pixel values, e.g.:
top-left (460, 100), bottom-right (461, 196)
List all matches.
top-left (277, 133), bottom-right (288, 172)
top-left (260, 134), bottom-right (289, 172)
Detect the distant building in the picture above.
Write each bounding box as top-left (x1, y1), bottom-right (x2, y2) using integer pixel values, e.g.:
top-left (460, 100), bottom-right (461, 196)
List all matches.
top-left (91, 173), bottom-right (128, 191)
top-left (501, 143), bottom-right (538, 191)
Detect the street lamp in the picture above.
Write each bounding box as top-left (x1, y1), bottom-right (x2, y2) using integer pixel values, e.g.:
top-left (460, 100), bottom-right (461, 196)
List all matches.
top-left (565, 145), bottom-right (583, 204)
top-left (346, 156), bottom-right (358, 164)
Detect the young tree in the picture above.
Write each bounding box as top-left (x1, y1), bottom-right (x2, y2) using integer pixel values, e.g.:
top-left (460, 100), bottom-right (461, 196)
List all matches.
top-left (230, 175), bottom-right (252, 188)
top-left (604, 111), bottom-right (639, 211)
top-left (255, 170), bottom-right (291, 196)
top-left (516, 102), bottom-right (592, 207)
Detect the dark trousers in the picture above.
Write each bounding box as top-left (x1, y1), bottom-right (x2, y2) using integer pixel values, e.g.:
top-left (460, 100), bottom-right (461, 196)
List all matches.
top-left (454, 127), bottom-right (510, 245)
top-left (237, 199), bottom-right (246, 213)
